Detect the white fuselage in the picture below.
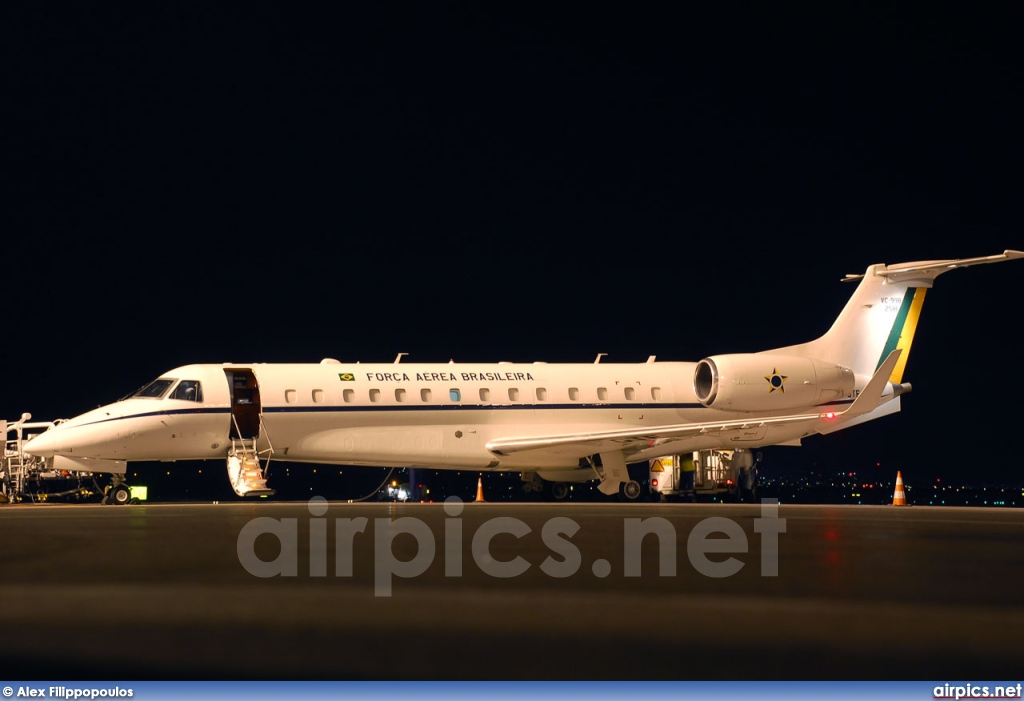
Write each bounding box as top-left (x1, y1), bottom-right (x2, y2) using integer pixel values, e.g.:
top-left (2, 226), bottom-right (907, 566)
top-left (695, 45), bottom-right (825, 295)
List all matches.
top-left (23, 359), bottom-right (853, 474)
top-left (20, 250), bottom-right (1023, 491)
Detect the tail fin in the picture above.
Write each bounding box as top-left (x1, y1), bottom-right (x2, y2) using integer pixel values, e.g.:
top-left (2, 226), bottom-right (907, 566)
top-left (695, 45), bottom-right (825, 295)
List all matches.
top-left (773, 250), bottom-right (1023, 380)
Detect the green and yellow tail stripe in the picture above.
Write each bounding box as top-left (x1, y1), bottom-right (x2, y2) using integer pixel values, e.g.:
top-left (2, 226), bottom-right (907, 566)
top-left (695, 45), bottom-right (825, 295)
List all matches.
top-left (877, 287), bottom-right (927, 383)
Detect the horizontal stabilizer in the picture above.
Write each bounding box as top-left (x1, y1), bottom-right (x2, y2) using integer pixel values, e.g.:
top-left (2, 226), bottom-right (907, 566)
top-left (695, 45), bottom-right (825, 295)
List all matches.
top-left (843, 249), bottom-right (1024, 283)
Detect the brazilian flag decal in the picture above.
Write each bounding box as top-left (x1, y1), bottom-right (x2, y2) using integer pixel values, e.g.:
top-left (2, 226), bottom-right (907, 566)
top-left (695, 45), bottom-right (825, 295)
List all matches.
top-left (338, 373), bottom-right (355, 381)
top-left (876, 287), bottom-right (927, 384)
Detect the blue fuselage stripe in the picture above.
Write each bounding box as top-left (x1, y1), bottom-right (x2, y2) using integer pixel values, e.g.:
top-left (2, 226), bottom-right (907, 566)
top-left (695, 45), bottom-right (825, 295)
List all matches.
top-left (68, 397), bottom-right (855, 430)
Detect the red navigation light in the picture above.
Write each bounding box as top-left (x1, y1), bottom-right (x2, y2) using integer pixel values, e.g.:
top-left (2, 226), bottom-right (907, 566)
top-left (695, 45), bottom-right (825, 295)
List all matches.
top-left (824, 411), bottom-right (836, 419)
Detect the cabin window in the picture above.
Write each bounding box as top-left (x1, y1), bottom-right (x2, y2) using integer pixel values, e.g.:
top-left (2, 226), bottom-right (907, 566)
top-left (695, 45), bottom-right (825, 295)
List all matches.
top-left (536, 388), bottom-right (547, 401)
top-left (343, 389), bottom-right (355, 403)
top-left (370, 389), bottom-right (381, 403)
top-left (171, 380), bottom-right (203, 402)
top-left (449, 388), bottom-right (461, 402)
top-left (479, 388), bottom-right (490, 401)
top-left (312, 389), bottom-right (324, 404)
top-left (597, 387), bottom-right (608, 401)
top-left (508, 388), bottom-right (519, 401)
top-left (420, 388), bottom-right (432, 402)
top-left (285, 389), bottom-right (297, 403)
top-left (624, 387), bottom-right (635, 401)
top-left (651, 387), bottom-right (662, 400)
top-left (395, 388), bottom-right (407, 402)
top-left (568, 387), bottom-right (579, 401)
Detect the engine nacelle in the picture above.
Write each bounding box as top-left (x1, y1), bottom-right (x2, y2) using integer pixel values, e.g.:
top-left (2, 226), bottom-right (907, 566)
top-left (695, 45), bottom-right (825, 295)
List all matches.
top-left (693, 353), bottom-right (854, 411)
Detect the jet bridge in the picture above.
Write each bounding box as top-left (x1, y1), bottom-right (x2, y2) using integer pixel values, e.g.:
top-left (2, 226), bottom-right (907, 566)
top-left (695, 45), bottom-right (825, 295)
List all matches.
top-left (1, 413), bottom-right (112, 504)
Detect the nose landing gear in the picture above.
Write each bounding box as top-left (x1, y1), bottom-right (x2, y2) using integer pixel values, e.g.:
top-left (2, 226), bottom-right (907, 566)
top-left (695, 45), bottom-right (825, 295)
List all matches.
top-left (101, 477), bottom-right (138, 505)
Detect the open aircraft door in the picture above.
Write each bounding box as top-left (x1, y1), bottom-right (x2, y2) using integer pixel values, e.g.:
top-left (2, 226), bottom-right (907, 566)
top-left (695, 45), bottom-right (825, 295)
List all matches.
top-left (224, 368), bottom-right (275, 497)
top-left (226, 368), bottom-right (261, 440)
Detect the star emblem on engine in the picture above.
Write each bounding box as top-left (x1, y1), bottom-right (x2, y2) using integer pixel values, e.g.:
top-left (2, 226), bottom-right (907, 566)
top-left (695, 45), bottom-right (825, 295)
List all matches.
top-left (765, 368), bottom-right (787, 393)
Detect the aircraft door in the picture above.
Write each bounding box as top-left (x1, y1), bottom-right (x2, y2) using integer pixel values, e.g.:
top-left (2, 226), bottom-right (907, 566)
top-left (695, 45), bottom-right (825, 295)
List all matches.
top-left (225, 369), bottom-right (261, 440)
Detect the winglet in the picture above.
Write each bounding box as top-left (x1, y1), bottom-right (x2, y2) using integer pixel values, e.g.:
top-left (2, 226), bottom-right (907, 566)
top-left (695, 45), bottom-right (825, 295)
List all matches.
top-left (818, 349), bottom-right (902, 433)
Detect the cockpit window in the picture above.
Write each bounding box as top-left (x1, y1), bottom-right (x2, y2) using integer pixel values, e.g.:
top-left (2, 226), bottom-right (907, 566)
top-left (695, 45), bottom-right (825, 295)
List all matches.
top-left (132, 378), bottom-right (176, 399)
top-left (170, 380), bottom-right (203, 402)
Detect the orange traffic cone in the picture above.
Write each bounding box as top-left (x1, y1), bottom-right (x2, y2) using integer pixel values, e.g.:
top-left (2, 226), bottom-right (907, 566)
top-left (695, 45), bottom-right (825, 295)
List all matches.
top-left (475, 477), bottom-right (485, 502)
top-left (892, 471), bottom-right (907, 506)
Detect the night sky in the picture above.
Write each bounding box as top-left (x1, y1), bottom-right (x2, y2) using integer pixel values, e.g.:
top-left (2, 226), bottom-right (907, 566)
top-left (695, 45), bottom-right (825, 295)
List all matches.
top-left (4, 5), bottom-right (1022, 489)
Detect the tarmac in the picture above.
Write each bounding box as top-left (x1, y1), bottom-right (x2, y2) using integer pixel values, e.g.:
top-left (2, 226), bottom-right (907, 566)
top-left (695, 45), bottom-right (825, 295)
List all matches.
top-left (0, 500), bottom-right (1021, 679)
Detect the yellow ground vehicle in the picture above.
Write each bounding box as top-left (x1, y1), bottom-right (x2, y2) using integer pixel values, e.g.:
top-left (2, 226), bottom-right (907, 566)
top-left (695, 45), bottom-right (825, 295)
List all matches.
top-left (649, 448), bottom-right (761, 502)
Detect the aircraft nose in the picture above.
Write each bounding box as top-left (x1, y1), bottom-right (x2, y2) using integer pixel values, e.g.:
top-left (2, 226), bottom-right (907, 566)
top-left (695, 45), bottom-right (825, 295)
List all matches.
top-left (23, 427), bottom-right (64, 456)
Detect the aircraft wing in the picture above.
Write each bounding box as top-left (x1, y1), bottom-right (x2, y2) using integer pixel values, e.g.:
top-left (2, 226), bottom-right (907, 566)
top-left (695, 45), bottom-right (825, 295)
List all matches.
top-left (486, 350), bottom-right (902, 459)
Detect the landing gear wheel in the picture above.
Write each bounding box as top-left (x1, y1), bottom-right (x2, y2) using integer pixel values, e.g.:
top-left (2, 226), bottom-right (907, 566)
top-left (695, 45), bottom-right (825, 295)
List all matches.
top-left (108, 484), bottom-right (132, 505)
top-left (521, 475), bottom-right (544, 495)
top-left (619, 479), bottom-right (643, 502)
top-left (550, 482), bottom-right (569, 501)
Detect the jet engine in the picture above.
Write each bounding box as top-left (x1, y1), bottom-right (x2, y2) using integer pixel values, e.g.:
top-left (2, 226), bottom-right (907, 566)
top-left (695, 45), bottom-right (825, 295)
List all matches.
top-left (693, 354), bottom-right (854, 411)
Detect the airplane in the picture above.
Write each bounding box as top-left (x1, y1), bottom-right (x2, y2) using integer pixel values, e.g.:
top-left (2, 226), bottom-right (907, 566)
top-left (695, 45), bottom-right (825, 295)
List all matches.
top-left (22, 250), bottom-right (1024, 504)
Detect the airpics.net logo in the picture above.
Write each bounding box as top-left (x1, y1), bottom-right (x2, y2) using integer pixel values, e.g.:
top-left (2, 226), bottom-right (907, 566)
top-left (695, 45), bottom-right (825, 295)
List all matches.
top-left (934, 683), bottom-right (1023, 699)
top-left (236, 497), bottom-right (787, 596)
